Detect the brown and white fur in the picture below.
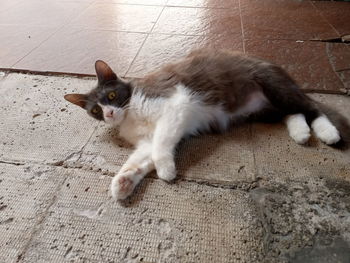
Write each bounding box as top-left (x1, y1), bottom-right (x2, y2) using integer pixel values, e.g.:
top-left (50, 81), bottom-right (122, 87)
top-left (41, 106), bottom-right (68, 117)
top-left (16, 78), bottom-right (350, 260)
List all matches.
top-left (64, 49), bottom-right (348, 200)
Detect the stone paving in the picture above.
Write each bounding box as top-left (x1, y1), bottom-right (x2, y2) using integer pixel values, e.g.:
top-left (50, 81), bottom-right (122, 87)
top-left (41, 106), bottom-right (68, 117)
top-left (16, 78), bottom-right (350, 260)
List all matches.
top-left (0, 73), bottom-right (349, 262)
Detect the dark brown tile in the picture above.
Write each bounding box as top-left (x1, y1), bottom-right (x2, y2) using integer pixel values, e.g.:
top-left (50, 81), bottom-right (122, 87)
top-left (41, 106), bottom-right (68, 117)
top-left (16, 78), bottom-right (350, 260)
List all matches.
top-left (240, 0), bottom-right (338, 40)
top-left (0, 1), bottom-right (90, 27)
top-left (126, 33), bottom-right (243, 78)
top-left (14, 28), bottom-right (147, 75)
top-left (167, 0), bottom-right (239, 8)
top-left (245, 39), bottom-right (345, 92)
top-left (325, 43), bottom-right (350, 72)
top-left (0, 25), bottom-right (56, 68)
top-left (71, 3), bottom-right (163, 32)
top-left (313, 1), bottom-right (350, 36)
top-left (153, 7), bottom-right (242, 36)
top-left (338, 70), bottom-right (350, 91)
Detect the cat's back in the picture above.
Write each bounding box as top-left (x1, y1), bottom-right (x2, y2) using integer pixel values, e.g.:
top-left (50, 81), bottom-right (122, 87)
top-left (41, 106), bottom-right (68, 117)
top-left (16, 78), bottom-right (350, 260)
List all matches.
top-left (132, 49), bottom-right (268, 110)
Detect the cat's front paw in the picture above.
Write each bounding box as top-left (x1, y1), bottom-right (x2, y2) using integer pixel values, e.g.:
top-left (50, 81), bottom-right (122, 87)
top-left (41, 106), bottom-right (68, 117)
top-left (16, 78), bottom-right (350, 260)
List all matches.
top-left (155, 158), bottom-right (176, 182)
top-left (110, 170), bottom-right (139, 200)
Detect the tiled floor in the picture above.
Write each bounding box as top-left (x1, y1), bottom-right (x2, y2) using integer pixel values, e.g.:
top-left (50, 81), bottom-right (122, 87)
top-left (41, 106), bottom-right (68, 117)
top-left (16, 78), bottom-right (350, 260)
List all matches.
top-left (1, 0), bottom-right (350, 92)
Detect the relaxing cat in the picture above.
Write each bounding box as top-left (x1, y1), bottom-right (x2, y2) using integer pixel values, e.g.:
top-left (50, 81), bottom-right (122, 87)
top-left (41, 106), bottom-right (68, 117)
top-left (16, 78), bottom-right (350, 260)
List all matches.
top-left (64, 49), bottom-right (347, 200)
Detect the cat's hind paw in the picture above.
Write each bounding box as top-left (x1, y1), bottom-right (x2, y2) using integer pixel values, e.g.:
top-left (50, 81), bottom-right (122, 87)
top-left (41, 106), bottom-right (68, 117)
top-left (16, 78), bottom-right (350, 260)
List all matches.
top-left (110, 171), bottom-right (138, 200)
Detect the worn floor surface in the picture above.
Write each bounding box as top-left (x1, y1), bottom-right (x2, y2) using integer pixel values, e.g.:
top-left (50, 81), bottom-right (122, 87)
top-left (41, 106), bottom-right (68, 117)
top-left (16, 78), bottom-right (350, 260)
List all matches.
top-left (0, 72), bottom-right (349, 263)
top-left (1, 0), bottom-right (350, 262)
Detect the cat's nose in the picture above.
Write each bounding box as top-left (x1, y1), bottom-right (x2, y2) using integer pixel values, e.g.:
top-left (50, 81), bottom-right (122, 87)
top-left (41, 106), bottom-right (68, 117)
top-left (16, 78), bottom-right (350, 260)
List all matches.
top-left (105, 110), bottom-right (114, 118)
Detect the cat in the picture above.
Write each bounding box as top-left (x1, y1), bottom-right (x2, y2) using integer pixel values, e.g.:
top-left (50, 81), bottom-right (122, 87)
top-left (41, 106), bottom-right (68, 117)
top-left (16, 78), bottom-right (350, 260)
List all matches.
top-left (64, 49), bottom-right (349, 200)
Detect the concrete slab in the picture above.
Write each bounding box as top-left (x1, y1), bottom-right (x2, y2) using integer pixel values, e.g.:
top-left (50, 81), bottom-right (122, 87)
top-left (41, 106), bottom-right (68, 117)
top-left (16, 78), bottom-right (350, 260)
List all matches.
top-left (1, 73), bottom-right (349, 262)
top-left (0, 73), bottom-right (99, 163)
top-left (0, 163), bottom-right (67, 263)
top-left (251, 94), bottom-right (350, 183)
top-left (249, 94), bottom-right (350, 261)
top-left (176, 125), bottom-right (256, 185)
top-left (80, 123), bottom-right (256, 186)
top-left (20, 170), bottom-right (265, 263)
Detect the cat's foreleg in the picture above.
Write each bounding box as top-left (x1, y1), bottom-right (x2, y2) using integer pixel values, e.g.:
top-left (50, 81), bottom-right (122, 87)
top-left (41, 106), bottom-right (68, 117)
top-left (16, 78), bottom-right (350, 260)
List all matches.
top-left (152, 105), bottom-right (190, 182)
top-left (110, 140), bottom-right (154, 200)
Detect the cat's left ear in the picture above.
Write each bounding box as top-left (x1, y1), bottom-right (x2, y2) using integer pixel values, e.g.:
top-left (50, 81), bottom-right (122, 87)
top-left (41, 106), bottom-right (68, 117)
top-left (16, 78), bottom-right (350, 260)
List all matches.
top-left (64, 93), bottom-right (88, 108)
top-left (95, 60), bottom-right (117, 84)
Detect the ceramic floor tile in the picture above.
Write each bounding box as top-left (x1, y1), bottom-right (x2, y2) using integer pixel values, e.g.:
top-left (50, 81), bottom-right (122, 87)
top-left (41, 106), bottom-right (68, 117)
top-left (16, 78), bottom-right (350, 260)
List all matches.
top-left (14, 28), bottom-right (147, 75)
top-left (126, 33), bottom-right (243, 77)
top-left (71, 3), bottom-right (163, 32)
top-left (0, 1), bottom-right (90, 27)
top-left (167, 0), bottom-right (239, 8)
top-left (0, 0), bottom-right (24, 12)
top-left (240, 0), bottom-right (338, 40)
top-left (0, 25), bottom-right (56, 68)
top-left (245, 39), bottom-right (345, 92)
top-left (97, 0), bottom-right (167, 5)
top-left (313, 1), bottom-right (350, 36)
top-left (153, 6), bottom-right (242, 36)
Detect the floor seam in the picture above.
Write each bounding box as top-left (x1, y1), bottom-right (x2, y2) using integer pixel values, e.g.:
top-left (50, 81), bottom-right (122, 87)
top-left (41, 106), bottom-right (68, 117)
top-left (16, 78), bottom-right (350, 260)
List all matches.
top-left (15, 175), bottom-right (70, 263)
top-left (124, 4), bottom-right (166, 77)
top-left (10, 1), bottom-right (95, 68)
top-left (238, 0), bottom-right (246, 53)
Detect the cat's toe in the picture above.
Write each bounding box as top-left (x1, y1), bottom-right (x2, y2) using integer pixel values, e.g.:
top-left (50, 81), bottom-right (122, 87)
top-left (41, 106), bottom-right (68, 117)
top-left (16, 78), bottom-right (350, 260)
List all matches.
top-left (110, 175), bottom-right (135, 200)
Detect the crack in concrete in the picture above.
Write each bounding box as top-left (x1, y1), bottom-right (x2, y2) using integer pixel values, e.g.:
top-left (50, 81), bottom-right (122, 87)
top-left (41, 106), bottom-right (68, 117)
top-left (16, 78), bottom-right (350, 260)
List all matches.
top-left (0, 160), bottom-right (25, 166)
top-left (16, 175), bottom-right (70, 263)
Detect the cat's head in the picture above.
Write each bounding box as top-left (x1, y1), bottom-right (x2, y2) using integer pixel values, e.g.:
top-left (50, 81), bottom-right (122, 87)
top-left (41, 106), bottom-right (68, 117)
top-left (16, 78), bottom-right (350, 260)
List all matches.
top-left (64, 60), bottom-right (132, 125)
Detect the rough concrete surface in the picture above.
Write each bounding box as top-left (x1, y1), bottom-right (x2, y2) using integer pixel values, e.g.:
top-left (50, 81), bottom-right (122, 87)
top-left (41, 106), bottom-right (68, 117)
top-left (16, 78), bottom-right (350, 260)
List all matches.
top-left (0, 72), bottom-right (349, 263)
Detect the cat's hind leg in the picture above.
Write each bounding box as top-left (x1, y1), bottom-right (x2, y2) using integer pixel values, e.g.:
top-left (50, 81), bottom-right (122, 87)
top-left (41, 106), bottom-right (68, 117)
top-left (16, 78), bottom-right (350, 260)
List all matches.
top-left (285, 114), bottom-right (311, 144)
top-left (110, 140), bottom-right (154, 200)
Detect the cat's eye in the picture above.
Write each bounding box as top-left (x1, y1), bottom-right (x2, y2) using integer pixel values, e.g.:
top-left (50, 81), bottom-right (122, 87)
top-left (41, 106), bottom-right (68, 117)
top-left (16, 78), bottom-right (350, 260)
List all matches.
top-left (91, 106), bottom-right (100, 114)
top-left (108, 91), bottom-right (117, 100)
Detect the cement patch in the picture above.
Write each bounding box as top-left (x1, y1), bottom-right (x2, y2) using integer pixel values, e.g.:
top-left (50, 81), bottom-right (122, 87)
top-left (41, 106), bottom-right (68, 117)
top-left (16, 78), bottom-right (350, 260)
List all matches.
top-left (0, 163), bottom-right (67, 263)
top-left (0, 73), bottom-right (98, 163)
top-left (20, 170), bottom-right (265, 263)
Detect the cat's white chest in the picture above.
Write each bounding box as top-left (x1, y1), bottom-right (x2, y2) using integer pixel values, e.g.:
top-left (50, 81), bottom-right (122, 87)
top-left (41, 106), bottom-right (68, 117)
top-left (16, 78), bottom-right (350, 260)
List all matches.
top-left (118, 93), bottom-right (163, 145)
top-left (119, 114), bottom-right (156, 145)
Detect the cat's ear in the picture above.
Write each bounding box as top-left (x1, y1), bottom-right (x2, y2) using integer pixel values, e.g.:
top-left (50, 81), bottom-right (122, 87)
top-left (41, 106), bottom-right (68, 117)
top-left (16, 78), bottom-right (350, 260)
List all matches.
top-left (95, 60), bottom-right (117, 84)
top-left (64, 93), bottom-right (87, 108)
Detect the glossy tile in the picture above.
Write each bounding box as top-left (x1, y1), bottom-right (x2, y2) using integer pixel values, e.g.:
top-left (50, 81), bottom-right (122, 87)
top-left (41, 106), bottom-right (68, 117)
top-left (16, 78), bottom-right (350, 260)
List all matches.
top-left (96, 0), bottom-right (167, 5)
top-left (240, 0), bottom-right (338, 40)
top-left (0, 1), bottom-right (90, 27)
top-left (245, 39), bottom-right (345, 92)
top-left (0, 25), bottom-right (56, 68)
top-left (1, 0), bottom-right (25, 12)
top-left (71, 3), bottom-right (163, 32)
top-left (14, 28), bottom-right (147, 75)
top-left (167, 0), bottom-right (239, 8)
top-left (313, 1), bottom-right (350, 36)
top-left (153, 7), bottom-right (242, 35)
top-left (126, 33), bottom-right (243, 77)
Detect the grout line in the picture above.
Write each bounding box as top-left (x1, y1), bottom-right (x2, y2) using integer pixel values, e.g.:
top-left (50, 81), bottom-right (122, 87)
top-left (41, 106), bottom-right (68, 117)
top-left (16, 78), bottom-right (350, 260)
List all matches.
top-left (310, 1), bottom-right (341, 38)
top-left (124, 4), bottom-right (167, 77)
top-left (238, 0), bottom-right (246, 53)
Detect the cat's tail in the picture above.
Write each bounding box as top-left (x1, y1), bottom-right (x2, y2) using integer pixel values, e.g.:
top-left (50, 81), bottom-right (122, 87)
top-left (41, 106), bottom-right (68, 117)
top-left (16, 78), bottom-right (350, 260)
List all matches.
top-left (315, 101), bottom-right (350, 150)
